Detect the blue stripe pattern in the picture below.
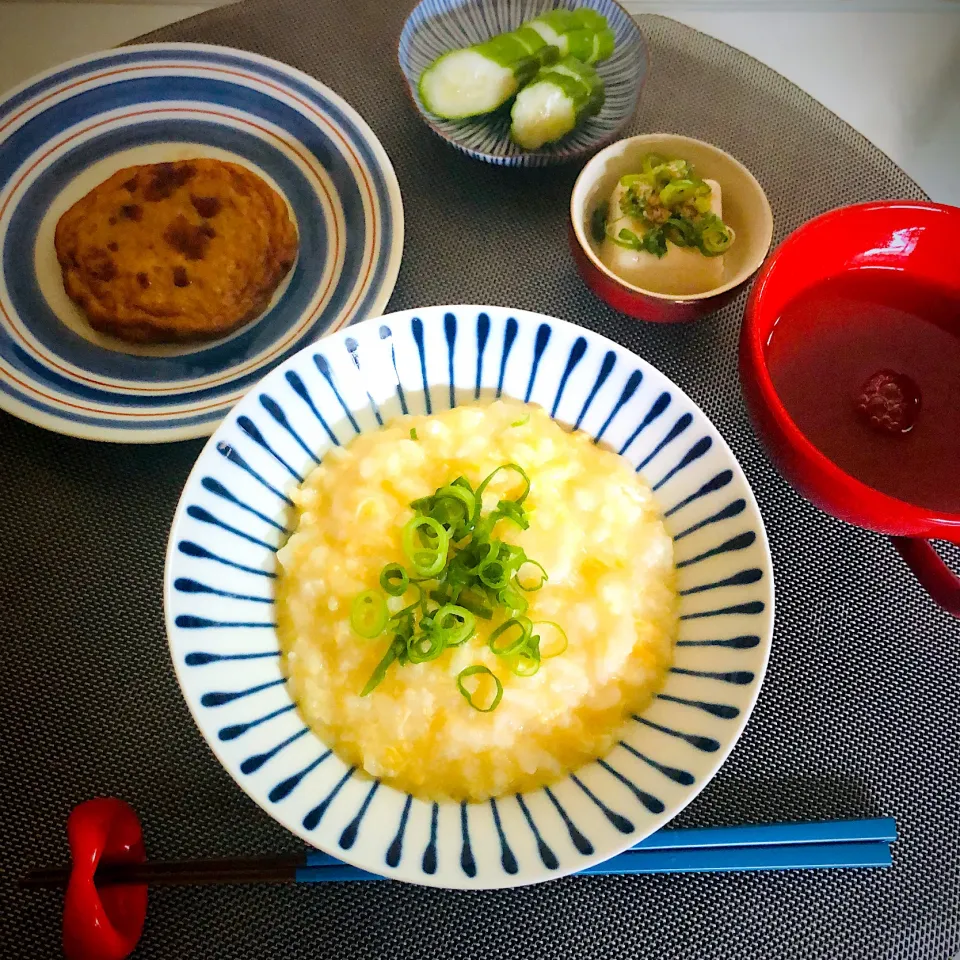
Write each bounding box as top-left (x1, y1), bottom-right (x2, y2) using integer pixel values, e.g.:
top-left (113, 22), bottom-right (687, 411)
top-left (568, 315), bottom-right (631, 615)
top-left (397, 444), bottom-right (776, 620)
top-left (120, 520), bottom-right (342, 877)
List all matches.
top-left (398, 0), bottom-right (647, 166)
top-left (0, 44), bottom-right (400, 440)
top-left (166, 305), bottom-right (772, 888)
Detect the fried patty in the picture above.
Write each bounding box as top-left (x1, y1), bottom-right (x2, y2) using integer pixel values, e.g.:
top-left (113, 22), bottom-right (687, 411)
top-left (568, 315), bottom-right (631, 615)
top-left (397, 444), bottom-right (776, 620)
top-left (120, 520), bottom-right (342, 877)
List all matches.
top-left (54, 159), bottom-right (299, 344)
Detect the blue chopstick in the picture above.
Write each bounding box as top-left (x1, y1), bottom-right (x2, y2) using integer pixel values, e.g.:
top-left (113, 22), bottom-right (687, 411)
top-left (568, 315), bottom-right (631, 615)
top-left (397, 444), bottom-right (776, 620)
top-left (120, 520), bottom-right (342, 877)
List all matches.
top-left (20, 818), bottom-right (896, 890)
top-left (579, 841), bottom-right (892, 876)
top-left (632, 817), bottom-right (897, 850)
top-left (296, 818), bottom-right (896, 882)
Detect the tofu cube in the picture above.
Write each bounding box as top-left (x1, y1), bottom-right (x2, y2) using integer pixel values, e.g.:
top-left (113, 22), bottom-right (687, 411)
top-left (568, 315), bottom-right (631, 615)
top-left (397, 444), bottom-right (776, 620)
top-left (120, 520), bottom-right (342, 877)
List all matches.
top-left (599, 178), bottom-right (725, 295)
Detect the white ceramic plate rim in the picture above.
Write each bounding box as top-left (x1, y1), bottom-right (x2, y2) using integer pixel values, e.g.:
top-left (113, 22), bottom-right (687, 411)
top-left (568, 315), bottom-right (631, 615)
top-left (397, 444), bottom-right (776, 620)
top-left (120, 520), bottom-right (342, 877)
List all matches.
top-left (164, 304), bottom-right (775, 888)
top-left (0, 43), bottom-right (405, 445)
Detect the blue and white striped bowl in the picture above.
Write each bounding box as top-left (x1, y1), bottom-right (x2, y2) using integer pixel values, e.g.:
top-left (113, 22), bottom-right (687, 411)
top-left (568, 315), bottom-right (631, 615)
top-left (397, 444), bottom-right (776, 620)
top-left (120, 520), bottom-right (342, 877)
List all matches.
top-left (398, 0), bottom-right (647, 166)
top-left (165, 305), bottom-right (774, 889)
top-left (0, 43), bottom-right (403, 443)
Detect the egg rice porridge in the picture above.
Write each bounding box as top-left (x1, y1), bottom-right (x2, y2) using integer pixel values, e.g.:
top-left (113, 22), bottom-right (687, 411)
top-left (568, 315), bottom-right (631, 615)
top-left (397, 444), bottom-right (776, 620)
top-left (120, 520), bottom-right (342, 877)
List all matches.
top-left (276, 400), bottom-right (678, 802)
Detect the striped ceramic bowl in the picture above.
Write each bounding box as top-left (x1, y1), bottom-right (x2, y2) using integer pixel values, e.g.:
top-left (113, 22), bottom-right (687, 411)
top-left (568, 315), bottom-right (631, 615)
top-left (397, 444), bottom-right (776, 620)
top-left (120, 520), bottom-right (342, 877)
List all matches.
top-left (165, 304), bottom-right (774, 889)
top-left (397, 0), bottom-right (647, 166)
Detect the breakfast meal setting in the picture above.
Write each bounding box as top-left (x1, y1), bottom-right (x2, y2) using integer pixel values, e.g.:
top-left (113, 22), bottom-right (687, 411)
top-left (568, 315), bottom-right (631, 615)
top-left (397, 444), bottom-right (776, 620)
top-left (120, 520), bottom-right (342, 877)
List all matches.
top-left (1, 1), bottom-right (956, 958)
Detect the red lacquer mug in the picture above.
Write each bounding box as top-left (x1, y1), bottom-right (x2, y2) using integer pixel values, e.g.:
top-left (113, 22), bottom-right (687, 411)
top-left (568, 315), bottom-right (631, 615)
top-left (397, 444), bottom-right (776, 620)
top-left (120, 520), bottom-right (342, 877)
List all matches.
top-left (740, 200), bottom-right (960, 617)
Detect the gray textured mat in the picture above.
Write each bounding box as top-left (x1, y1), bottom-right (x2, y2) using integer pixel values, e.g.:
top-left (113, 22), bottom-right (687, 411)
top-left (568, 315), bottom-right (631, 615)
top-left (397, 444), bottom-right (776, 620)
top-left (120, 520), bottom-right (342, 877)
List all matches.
top-left (2, 4), bottom-right (957, 958)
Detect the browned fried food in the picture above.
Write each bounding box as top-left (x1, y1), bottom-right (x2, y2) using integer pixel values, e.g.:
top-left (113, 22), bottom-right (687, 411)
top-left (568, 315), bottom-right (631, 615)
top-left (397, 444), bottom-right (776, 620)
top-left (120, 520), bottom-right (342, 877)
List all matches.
top-left (54, 159), bottom-right (299, 344)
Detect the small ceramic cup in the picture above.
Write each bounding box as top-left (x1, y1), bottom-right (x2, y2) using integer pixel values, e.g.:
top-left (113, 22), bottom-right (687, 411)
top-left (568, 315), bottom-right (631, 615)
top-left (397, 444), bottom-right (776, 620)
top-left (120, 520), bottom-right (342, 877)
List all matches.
top-left (569, 133), bottom-right (773, 322)
top-left (740, 200), bottom-right (960, 618)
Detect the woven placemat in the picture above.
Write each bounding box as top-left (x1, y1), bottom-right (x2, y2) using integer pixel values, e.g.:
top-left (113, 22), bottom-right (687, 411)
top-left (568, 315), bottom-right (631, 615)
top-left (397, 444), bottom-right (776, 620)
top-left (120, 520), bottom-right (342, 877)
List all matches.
top-left (2, 3), bottom-right (957, 958)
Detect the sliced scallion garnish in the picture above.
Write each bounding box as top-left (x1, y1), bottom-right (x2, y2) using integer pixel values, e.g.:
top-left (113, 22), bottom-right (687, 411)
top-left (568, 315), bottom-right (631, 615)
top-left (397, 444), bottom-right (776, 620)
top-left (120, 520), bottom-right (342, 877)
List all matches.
top-left (534, 621), bottom-right (568, 659)
top-left (360, 636), bottom-right (404, 696)
top-left (434, 604), bottom-right (476, 647)
top-left (607, 154), bottom-right (735, 261)
top-left (509, 643), bottom-right (541, 678)
top-left (488, 617), bottom-right (532, 657)
top-left (402, 515), bottom-right (449, 578)
top-left (516, 559), bottom-right (548, 592)
top-left (457, 665), bottom-right (504, 713)
top-left (348, 460), bottom-right (564, 708)
top-left (350, 590), bottom-right (388, 639)
top-left (380, 563), bottom-right (410, 597)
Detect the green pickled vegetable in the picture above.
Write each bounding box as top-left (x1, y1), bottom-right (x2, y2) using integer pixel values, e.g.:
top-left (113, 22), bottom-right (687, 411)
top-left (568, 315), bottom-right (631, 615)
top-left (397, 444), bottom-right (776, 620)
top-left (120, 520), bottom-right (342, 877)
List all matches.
top-left (418, 24), bottom-right (560, 119)
top-left (526, 9), bottom-right (616, 65)
top-left (418, 8), bottom-right (614, 121)
top-left (510, 55), bottom-right (604, 150)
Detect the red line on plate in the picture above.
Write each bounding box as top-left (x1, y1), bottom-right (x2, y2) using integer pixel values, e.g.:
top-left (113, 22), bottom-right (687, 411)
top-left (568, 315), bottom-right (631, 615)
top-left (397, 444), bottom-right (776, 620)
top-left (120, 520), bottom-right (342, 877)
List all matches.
top-left (0, 107), bottom-right (338, 397)
top-left (0, 60), bottom-right (384, 415)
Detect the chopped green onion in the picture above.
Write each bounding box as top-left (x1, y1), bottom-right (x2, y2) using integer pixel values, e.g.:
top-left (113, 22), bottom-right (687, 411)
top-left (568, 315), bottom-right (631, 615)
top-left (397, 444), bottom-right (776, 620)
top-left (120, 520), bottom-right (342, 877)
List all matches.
top-left (489, 616), bottom-right (532, 656)
top-left (497, 583), bottom-right (529, 615)
top-left (433, 483), bottom-right (478, 539)
top-left (406, 625), bottom-right (446, 663)
top-left (410, 427), bottom-right (418, 440)
top-left (516, 559), bottom-right (548, 592)
top-left (533, 621), bottom-right (568, 659)
top-left (360, 636), bottom-right (404, 695)
top-left (642, 227), bottom-right (668, 258)
top-left (612, 227), bottom-right (643, 251)
top-left (456, 665), bottom-right (504, 712)
top-left (349, 464), bottom-right (561, 703)
top-left (350, 590), bottom-right (388, 638)
top-left (389, 581), bottom-right (425, 623)
top-left (509, 640), bottom-right (541, 677)
top-left (698, 216), bottom-right (734, 256)
top-left (511, 413), bottom-right (531, 427)
top-left (641, 153), bottom-right (666, 174)
top-left (455, 539), bottom-right (498, 575)
top-left (659, 179), bottom-right (698, 207)
top-left (663, 216), bottom-right (697, 247)
top-left (478, 557), bottom-right (510, 590)
top-left (380, 563), bottom-right (410, 597)
top-left (436, 483), bottom-right (477, 516)
top-left (475, 463), bottom-right (531, 510)
top-left (611, 155), bottom-right (734, 261)
top-left (495, 499), bottom-right (530, 530)
top-left (402, 515), bottom-right (449, 577)
top-left (434, 604), bottom-right (476, 646)
top-left (453, 589), bottom-right (494, 620)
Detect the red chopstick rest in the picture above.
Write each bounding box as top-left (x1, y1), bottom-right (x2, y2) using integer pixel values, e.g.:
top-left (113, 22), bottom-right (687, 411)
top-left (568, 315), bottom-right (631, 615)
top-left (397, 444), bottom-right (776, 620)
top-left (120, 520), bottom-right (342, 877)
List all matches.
top-left (62, 798), bottom-right (147, 960)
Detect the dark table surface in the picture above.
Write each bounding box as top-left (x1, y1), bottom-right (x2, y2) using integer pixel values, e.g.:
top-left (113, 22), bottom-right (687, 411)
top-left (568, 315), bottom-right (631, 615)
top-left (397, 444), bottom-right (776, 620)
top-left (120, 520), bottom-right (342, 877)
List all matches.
top-left (1, 3), bottom-right (957, 958)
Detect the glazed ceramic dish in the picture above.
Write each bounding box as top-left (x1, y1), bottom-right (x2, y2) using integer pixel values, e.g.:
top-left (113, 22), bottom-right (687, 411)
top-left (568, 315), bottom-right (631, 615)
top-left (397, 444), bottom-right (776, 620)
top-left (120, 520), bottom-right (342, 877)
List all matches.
top-left (741, 200), bottom-right (960, 617)
top-left (570, 133), bottom-right (773, 322)
top-left (397, 0), bottom-right (647, 167)
top-left (0, 43), bottom-right (403, 443)
top-left (164, 305), bottom-right (774, 889)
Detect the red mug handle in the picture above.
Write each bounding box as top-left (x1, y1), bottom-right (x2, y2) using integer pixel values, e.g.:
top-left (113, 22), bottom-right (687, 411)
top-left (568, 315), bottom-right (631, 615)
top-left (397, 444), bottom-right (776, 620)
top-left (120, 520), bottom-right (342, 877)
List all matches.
top-left (891, 537), bottom-right (960, 618)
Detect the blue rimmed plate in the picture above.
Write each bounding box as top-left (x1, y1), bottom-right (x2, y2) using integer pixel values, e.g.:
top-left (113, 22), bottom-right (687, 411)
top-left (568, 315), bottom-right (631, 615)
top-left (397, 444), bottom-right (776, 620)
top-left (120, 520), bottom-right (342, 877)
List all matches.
top-left (0, 43), bottom-right (403, 443)
top-left (165, 304), bottom-right (774, 889)
top-left (398, 0), bottom-right (647, 166)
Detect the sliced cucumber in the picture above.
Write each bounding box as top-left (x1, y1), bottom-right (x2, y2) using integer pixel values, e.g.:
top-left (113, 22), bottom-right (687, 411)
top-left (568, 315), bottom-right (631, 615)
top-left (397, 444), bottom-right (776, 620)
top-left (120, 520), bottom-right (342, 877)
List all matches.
top-left (419, 50), bottom-right (519, 120)
top-left (527, 10), bottom-right (615, 64)
top-left (418, 9), bottom-right (614, 121)
top-left (419, 28), bottom-right (557, 119)
top-left (510, 55), bottom-right (604, 149)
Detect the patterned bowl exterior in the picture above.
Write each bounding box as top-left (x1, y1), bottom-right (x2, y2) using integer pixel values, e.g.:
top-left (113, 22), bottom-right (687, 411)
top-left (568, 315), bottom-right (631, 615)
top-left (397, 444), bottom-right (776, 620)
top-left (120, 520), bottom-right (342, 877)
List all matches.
top-left (0, 43), bottom-right (403, 443)
top-left (165, 305), bottom-right (774, 889)
top-left (397, 0), bottom-right (647, 166)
